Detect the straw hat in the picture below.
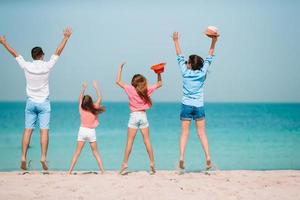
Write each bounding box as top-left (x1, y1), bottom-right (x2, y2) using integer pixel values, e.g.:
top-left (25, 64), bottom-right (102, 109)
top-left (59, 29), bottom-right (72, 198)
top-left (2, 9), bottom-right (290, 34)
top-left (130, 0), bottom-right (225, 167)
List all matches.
top-left (205, 26), bottom-right (220, 37)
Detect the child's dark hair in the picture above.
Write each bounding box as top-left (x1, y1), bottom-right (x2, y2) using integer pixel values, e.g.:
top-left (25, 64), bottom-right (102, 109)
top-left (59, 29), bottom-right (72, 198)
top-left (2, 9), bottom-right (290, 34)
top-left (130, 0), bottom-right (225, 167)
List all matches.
top-left (81, 95), bottom-right (105, 115)
top-left (131, 74), bottom-right (152, 105)
top-left (31, 47), bottom-right (44, 60)
top-left (188, 55), bottom-right (204, 70)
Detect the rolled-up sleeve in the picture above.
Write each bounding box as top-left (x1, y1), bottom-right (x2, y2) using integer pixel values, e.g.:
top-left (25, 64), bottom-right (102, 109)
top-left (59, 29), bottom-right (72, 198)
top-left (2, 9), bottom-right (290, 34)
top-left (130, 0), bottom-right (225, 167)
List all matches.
top-left (200, 55), bottom-right (214, 74)
top-left (46, 55), bottom-right (59, 70)
top-left (15, 55), bottom-right (28, 69)
top-left (177, 54), bottom-right (188, 75)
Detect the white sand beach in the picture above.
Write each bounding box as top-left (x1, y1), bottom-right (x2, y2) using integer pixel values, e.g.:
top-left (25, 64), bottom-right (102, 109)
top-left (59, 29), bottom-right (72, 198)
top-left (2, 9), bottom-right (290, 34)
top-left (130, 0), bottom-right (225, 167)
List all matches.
top-left (0, 170), bottom-right (299, 200)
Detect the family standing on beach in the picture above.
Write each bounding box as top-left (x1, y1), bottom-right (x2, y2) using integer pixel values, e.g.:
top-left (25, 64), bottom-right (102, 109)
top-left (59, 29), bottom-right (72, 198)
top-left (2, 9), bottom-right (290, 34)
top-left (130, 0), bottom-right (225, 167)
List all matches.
top-left (0, 26), bottom-right (219, 175)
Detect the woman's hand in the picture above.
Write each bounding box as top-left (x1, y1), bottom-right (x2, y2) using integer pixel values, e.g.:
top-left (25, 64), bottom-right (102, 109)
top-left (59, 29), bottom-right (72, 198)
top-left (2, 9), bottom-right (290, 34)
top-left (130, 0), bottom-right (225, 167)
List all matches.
top-left (172, 32), bottom-right (182, 55)
top-left (172, 32), bottom-right (179, 41)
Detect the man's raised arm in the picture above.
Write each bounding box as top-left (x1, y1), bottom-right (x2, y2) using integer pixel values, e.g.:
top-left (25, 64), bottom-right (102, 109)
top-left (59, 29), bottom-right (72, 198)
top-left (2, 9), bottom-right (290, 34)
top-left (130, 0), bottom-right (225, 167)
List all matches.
top-left (54, 27), bottom-right (72, 56)
top-left (0, 36), bottom-right (19, 58)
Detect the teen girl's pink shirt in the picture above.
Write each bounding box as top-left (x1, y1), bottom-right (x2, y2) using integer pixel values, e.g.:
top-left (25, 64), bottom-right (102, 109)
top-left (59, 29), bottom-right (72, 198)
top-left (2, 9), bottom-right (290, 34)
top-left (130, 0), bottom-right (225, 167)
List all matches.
top-left (124, 84), bottom-right (158, 112)
top-left (79, 104), bottom-right (99, 129)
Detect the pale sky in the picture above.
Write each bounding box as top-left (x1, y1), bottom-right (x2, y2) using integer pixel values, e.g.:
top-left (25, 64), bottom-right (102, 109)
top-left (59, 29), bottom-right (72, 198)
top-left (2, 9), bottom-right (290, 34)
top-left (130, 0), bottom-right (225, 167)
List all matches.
top-left (0, 0), bottom-right (299, 102)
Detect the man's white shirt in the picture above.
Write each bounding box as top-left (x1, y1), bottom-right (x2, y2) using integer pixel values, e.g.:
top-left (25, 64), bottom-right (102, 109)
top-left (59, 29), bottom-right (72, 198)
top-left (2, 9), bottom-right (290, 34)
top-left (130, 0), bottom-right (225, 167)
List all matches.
top-left (15, 55), bottom-right (59, 103)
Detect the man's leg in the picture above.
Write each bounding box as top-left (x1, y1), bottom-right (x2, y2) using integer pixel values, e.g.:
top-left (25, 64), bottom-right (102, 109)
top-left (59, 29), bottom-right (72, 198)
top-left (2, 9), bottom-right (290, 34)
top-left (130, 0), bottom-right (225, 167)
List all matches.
top-left (22, 99), bottom-right (36, 170)
top-left (38, 100), bottom-right (51, 170)
top-left (40, 129), bottom-right (49, 170)
top-left (21, 128), bottom-right (33, 170)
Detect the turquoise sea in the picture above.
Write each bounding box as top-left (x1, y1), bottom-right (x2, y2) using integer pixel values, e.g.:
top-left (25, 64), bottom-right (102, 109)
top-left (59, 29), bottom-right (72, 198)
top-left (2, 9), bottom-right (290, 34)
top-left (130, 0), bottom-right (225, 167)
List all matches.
top-left (0, 102), bottom-right (299, 171)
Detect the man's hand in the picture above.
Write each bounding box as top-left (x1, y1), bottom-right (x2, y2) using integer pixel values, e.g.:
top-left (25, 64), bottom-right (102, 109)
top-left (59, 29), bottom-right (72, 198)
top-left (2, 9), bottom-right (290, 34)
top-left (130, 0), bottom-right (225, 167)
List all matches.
top-left (0, 36), bottom-right (7, 45)
top-left (55, 27), bottom-right (72, 56)
top-left (0, 35), bottom-right (19, 57)
top-left (172, 32), bottom-right (179, 42)
top-left (63, 27), bottom-right (72, 39)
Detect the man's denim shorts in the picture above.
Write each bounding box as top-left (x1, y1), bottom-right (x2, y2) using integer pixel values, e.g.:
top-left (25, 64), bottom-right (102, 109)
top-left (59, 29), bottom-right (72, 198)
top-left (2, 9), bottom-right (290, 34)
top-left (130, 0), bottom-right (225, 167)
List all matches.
top-left (25, 99), bottom-right (51, 129)
top-left (180, 103), bottom-right (205, 121)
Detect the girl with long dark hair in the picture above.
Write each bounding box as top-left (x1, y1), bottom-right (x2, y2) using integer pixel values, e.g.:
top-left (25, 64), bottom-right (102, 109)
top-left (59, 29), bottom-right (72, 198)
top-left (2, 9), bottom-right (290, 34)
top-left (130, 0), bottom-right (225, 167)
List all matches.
top-left (68, 81), bottom-right (105, 174)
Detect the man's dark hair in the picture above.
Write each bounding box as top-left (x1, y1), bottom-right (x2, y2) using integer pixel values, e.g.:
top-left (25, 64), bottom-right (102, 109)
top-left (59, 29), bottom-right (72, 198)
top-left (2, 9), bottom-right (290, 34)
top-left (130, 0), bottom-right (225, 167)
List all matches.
top-left (31, 47), bottom-right (44, 60)
top-left (188, 55), bottom-right (204, 70)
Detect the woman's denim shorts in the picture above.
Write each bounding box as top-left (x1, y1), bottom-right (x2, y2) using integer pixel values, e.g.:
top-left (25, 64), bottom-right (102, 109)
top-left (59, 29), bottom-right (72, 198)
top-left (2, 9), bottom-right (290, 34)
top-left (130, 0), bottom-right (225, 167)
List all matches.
top-left (180, 104), bottom-right (205, 121)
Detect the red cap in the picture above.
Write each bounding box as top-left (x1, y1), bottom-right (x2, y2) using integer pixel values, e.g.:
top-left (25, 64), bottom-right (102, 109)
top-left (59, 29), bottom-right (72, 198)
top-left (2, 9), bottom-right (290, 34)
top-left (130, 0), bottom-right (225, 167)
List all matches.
top-left (151, 63), bottom-right (166, 74)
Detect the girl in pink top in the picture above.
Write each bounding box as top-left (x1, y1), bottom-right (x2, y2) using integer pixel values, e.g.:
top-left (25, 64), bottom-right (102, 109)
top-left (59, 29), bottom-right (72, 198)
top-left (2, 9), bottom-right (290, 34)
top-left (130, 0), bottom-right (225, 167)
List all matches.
top-left (68, 81), bottom-right (105, 174)
top-left (116, 62), bottom-right (162, 175)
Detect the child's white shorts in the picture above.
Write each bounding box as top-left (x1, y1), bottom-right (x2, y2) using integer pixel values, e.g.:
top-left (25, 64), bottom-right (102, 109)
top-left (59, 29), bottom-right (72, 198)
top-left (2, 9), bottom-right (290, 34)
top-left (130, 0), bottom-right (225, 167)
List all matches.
top-left (77, 127), bottom-right (96, 142)
top-left (128, 111), bottom-right (149, 129)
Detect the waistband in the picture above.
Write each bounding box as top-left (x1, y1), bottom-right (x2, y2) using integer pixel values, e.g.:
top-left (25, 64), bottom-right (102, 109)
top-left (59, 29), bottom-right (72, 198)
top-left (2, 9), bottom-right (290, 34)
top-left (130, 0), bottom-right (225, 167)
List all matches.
top-left (79, 126), bottom-right (96, 131)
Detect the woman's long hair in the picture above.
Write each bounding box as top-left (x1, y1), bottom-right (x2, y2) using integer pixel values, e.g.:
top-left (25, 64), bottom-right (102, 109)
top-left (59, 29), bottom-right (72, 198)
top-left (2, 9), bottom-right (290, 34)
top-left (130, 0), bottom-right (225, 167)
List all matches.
top-left (81, 95), bottom-right (105, 115)
top-left (131, 74), bottom-right (152, 105)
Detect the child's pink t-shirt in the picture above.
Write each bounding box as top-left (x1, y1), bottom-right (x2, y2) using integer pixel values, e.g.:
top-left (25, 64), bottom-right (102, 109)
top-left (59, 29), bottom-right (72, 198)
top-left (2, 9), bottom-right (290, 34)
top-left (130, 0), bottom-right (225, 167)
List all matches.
top-left (79, 104), bottom-right (99, 129)
top-left (123, 84), bottom-right (158, 112)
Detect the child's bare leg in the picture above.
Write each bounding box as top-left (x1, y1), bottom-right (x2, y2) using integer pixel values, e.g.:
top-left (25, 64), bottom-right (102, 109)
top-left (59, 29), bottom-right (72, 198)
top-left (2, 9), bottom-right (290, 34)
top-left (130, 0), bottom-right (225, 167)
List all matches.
top-left (121, 128), bottom-right (138, 168)
top-left (195, 119), bottom-right (211, 167)
top-left (179, 121), bottom-right (191, 161)
top-left (140, 127), bottom-right (155, 166)
top-left (89, 142), bottom-right (104, 172)
top-left (68, 141), bottom-right (85, 174)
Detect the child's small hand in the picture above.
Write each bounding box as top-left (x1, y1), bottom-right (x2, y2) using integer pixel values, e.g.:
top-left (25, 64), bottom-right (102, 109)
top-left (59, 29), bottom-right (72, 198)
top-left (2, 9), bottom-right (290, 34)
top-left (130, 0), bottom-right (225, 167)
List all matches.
top-left (120, 62), bottom-right (126, 69)
top-left (172, 32), bottom-right (179, 41)
top-left (63, 27), bottom-right (72, 38)
top-left (82, 82), bottom-right (88, 89)
top-left (92, 80), bottom-right (99, 88)
top-left (0, 36), bottom-right (6, 45)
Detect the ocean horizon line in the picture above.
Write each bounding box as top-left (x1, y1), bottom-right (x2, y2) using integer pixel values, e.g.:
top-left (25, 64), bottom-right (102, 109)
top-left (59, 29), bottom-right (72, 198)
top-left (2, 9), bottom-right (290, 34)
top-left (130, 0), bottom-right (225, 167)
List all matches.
top-left (0, 101), bottom-right (299, 104)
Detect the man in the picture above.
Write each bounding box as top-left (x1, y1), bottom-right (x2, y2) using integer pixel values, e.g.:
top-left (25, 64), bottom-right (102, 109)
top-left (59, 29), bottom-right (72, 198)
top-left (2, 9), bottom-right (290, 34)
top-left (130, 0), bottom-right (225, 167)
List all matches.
top-left (0, 27), bottom-right (72, 170)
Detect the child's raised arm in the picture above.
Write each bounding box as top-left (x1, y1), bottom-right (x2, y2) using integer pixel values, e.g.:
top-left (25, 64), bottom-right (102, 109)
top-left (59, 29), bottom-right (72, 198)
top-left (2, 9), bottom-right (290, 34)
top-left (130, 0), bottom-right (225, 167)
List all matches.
top-left (54, 27), bottom-right (72, 56)
top-left (172, 32), bottom-right (182, 56)
top-left (208, 36), bottom-right (218, 56)
top-left (93, 80), bottom-right (102, 106)
top-left (0, 36), bottom-right (19, 58)
top-left (79, 82), bottom-right (88, 104)
top-left (155, 73), bottom-right (162, 88)
top-left (116, 62), bottom-right (126, 88)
